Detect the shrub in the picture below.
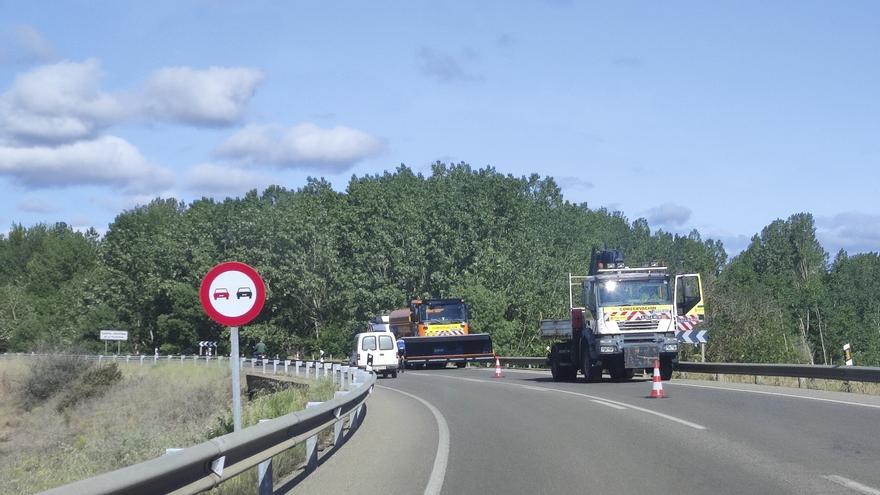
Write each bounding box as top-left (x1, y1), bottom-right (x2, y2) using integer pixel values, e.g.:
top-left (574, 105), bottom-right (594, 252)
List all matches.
top-left (19, 354), bottom-right (91, 410)
top-left (56, 363), bottom-right (123, 412)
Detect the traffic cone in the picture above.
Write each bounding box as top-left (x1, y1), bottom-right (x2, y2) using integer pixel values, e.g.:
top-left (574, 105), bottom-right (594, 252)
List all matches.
top-left (648, 359), bottom-right (665, 398)
top-left (493, 355), bottom-right (504, 378)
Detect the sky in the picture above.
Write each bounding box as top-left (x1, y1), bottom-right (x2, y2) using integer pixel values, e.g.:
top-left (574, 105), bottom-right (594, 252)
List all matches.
top-left (0, 1), bottom-right (878, 257)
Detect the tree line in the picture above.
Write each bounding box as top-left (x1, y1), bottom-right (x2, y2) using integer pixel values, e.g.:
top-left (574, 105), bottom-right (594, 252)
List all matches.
top-left (0, 163), bottom-right (877, 366)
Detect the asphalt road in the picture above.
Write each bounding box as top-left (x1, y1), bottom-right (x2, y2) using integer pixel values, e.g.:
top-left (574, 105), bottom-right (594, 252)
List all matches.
top-left (294, 367), bottom-right (880, 495)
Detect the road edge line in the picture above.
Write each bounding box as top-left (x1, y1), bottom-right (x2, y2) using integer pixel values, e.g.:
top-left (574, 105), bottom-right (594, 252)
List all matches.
top-left (378, 386), bottom-right (449, 495)
top-left (823, 475), bottom-right (880, 495)
top-left (670, 382), bottom-right (880, 410)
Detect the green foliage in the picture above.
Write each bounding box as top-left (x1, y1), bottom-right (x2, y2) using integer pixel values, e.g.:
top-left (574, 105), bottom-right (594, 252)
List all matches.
top-left (0, 164), bottom-right (876, 365)
top-left (56, 363), bottom-right (123, 412)
top-left (19, 354), bottom-right (91, 410)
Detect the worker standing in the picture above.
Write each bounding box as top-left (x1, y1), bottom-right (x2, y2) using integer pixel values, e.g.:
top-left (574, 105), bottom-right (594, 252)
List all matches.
top-left (396, 337), bottom-right (406, 373)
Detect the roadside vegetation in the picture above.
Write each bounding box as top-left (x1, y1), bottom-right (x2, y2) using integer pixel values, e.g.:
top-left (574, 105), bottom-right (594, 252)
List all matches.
top-left (0, 163), bottom-right (878, 366)
top-left (0, 357), bottom-right (336, 494)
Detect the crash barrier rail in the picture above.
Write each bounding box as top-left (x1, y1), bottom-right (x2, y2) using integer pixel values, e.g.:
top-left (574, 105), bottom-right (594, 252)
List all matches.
top-left (0, 352), bottom-right (351, 380)
top-left (6, 352), bottom-right (377, 495)
top-left (494, 356), bottom-right (880, 383)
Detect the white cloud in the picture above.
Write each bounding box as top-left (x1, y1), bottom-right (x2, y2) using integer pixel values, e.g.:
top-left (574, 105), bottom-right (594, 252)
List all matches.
top-left (645, 203), bottom-right (692, 227)
top-left (185, 163), bottom-right (274, 196)
top-left (17, 197), bottom-right (56, 213)
top-left (557, 176), bottom-right (595, 190)
top-left (13, 25), bottom-right (56, 62)
top-left (214, 123), bottom-right (385, 172)
top-left (0, 61), bottom-right (264, 145)
top-left (816, 212), bottom-right (880, 255)
top-left (0, 135), bottom-right (174, 193)
top-left (0, 59), bottom-right (124, 144)
top-left (142, 66), bottom-right (264, 125)
top-left (417, 47), bottom-right (481, 83)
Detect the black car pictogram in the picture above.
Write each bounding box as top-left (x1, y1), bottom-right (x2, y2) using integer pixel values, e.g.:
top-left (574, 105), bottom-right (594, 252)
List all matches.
top-left (236, 287), bottom-right (253, 299)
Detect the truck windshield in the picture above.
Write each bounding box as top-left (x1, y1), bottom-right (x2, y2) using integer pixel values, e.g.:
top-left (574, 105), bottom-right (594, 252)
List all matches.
top-left (597, 279), bottom-right (671, 306)
top-left (420, 302), bottom-right (466, 322)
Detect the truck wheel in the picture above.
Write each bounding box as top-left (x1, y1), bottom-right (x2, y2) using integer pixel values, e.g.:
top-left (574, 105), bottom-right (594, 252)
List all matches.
top-left (581, 353), bottom-right (602, 383)
top-left (608, 362), bottom-right (625, 381)
top-left (392, 370), bottom-right (398, 378)
top-left (660, 357), bottom-right (673, 381)
top-left (551, 359), bottom-right (563, 382)
top-left (455, 362), bottom-right (466, 368)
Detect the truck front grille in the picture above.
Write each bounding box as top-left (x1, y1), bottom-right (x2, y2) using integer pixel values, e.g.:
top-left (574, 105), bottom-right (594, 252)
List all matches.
top-left (618, 320), bottom-right (660, 332)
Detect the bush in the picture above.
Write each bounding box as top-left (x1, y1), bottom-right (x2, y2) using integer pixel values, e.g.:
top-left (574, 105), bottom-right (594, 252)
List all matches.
top-left (56, 363), bottom-right (123, 412)
top-left (19, 354), bottom-right (91, 410)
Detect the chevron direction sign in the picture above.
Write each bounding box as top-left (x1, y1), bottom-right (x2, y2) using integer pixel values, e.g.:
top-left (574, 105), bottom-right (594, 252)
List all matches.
top-left (676, 330), bottom-right (708, 344)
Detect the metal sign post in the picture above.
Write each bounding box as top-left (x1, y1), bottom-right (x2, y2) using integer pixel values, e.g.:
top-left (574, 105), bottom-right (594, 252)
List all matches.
top-left (230, 326), bottom-right (242, 431)
top-left (200, 262), bottom-right (266, 434)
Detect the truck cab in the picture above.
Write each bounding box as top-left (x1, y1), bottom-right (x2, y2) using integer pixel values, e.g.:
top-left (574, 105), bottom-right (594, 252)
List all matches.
top-left (543, 250), bottom-right (704, 382)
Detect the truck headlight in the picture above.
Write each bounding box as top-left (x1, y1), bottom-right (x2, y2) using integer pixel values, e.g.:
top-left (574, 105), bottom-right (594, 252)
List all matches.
top-left (663, 343), bottom-right (678, 352)
top-left (600, 346), bottom-right (616, 353)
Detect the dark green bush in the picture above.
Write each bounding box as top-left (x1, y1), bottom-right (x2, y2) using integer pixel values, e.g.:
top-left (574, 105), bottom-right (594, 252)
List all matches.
top-left (56, 363), bottom-right (123, 412)
top-left (19, 354), bottom-right (91, 410)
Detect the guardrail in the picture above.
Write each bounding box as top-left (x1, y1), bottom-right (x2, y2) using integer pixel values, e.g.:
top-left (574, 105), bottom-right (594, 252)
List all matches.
top-left (675, 361), bottom-right (880, 383)
top-left (496, 356), bottom-right (880, 383)
top-left (25, 356), bottom-right (376, 495)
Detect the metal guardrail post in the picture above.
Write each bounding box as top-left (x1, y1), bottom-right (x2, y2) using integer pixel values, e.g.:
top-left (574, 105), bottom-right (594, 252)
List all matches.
top-left (305, 402), bottom-right (322, 472)
top-left (295, 360), bottom-right (302, 377)
top-left (140, 355), bottom-right (145, 365)
top-left (257, 419), bottom-right (272, 495)
top-left (306, 362), bottom-right (313, 379)
top-left (333, 392), bottom-right (347, 445)
top-left (284, 360), bottom-right (290, 374)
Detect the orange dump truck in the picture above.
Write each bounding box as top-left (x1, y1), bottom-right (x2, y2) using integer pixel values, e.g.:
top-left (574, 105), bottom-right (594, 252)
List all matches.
top-left (386, 298), bottom-right (494, 368)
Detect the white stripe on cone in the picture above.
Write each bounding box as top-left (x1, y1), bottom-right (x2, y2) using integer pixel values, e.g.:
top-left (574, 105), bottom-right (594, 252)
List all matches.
top-left (649, 359), bottom-right (665, 398)
top-left (493, 356), bottom-right (504, 378)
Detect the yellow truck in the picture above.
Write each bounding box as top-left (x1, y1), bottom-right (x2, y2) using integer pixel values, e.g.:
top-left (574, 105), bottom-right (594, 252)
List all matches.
top-left (386, 298), bottom-right (494, 368)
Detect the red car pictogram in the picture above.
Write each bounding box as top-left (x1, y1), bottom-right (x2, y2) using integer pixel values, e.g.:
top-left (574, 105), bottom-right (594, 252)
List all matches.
top-left (213, 288), bottom-right (230, 300)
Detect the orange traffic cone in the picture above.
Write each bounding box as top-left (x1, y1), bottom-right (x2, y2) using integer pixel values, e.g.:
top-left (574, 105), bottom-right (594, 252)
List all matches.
top-left (648, 359), bottom-right (665, 398)
top-left (493, 355), bottom-right (504, 378)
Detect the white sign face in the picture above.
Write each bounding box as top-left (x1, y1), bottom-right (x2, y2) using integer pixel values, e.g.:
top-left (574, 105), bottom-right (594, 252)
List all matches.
top-left (100, 330), bottom-right (129, 341)
top-left (207, 270), bottom-right (259, 319)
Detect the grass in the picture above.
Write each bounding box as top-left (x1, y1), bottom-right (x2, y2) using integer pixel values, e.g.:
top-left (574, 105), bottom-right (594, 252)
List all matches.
top-left (0, 358), bottom-right (339, 495)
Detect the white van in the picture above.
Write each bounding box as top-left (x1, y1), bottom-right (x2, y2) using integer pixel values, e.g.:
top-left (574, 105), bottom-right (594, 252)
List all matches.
top-left (351, 331), bottom-right (399, 378)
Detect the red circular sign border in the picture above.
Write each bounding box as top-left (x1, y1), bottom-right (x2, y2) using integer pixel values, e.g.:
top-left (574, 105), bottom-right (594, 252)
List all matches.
top-left (199, 261), bottom-right (266, 326)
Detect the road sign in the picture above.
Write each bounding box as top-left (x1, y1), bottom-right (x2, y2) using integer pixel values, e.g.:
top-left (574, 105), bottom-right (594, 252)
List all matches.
top-left (99, 330), bottom-right (129, 341)
top-left (675, 330), bottom-right (708, 344)
top-left (199, 261), bottom-right (266, 326)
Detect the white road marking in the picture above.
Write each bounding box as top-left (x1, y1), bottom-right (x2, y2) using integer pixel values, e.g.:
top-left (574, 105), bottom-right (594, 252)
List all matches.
top-left (670, 382), bottom-right (880, 410)
top-left (520, 385), bottom-right (548, 392)
top-left (551, 388), bottom-right (707, 430)
top-left (379, 386), bottom-right (449, 495)
top-left (823, 475), bottom-right (880, 495)
top-left (590, 399), bottom-right (627, 410)
top-left (413, 372), bottom-right (707, 430)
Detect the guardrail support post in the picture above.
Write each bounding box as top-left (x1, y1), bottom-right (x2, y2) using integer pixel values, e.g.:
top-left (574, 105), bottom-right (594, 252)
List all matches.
top-left (305, 402), bottom-right (322, 471)
top-left (306, 362), bottom-right (313, 379)
top-left (257, 419), bottom-right (273, 495)
top-left (333, 392), bottom-right (348, 445)
top-left (295, 360), bottom-right (301, 377)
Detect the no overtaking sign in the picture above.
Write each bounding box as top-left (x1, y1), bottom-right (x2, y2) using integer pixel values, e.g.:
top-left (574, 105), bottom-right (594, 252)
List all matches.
top-left (199, 261), bottom-right (266, 326)
top-left (199, 261), bottom-right (266, 433)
